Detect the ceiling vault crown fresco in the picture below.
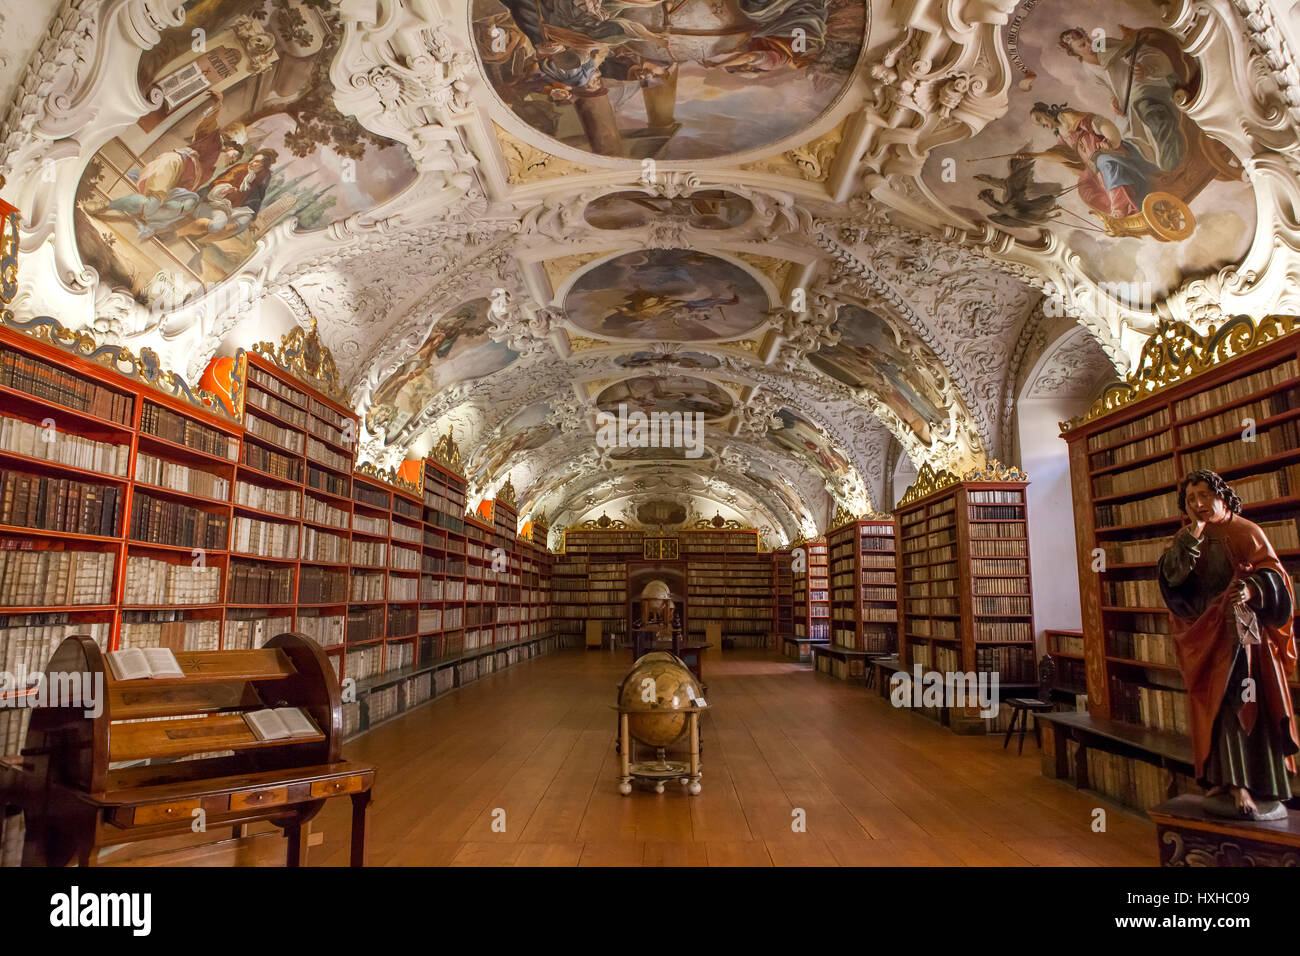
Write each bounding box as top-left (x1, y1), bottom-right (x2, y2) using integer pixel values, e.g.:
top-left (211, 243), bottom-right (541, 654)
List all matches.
top-left (1, 0), bottom-right (1298, 547)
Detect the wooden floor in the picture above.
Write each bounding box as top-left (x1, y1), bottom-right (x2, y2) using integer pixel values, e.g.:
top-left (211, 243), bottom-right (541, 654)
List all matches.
top-left (308, 648), bottom-right (1157, 866)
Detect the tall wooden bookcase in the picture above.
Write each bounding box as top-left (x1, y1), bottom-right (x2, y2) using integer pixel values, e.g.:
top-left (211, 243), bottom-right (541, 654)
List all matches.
top-left (0, 319), bottom-right (559, 757)
top-left (820, 516), bottom-right (898, 680)
top-left (1061, 316), bottom-right (1300, 744)
top-left (787, 539), bottom-right (829, 662)
top-left (896, 464), bottom-right (1035, 732)
top-left (774, 546), bottom-right (795, 641)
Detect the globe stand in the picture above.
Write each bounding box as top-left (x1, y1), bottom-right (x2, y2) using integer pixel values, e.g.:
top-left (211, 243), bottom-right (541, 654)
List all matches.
top-left (618, 711), bottom-right (702, 796)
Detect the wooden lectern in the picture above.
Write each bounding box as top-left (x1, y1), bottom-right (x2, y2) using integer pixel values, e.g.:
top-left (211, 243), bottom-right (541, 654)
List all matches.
top-left (0, 633), bottom-right (374, 867)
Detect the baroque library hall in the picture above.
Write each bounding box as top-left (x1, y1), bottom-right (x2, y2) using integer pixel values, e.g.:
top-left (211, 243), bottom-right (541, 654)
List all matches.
top-left (0, 0), bottom-right (1299, 928)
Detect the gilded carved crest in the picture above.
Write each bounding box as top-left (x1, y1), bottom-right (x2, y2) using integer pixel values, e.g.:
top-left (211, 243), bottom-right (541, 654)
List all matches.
top-left (1063, 315), bottom-right (1299, 431)
top-left (252, 317), bottom-right (346, 403)
top-left (428, 425), bottom-right (464, 477)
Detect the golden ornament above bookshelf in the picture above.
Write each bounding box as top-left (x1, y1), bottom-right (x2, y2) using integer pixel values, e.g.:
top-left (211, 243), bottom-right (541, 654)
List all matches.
top-left (496, 474), bottom-right (518, 512)
top-left (2, 312), bottom-right (237, 421)
top-left (1062, 314), bottom-right (1299, 432)
top-left (428, 424), bottom-right (464, 477)
top-left (252, 316), bottom-right (346, 403)
top-left (355, 459), bottom-right (422, 496)
top-left (575, 512), bottom-right (633, 531)
top-left (961, 459), bottom-right (1028, 483)
top-left (692, 512), bottom-right (751, 531)
top-left (898, 462), bottom-right (962, 506)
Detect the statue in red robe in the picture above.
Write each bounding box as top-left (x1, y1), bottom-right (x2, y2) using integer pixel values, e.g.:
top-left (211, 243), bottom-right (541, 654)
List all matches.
top-left (1158, 470), bottom-right (1298, 820)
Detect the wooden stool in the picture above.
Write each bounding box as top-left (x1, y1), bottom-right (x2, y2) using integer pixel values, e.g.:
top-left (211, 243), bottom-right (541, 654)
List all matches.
top-left (1003, 654), bottom-right (1056, 754)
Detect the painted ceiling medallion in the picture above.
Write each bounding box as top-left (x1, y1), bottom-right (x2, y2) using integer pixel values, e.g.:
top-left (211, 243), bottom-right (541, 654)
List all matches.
top-left (595, 374), bottom-right (734, 420)
top-left (584, 190), bottom-right (754, 230)
top-left (564, 249), bottom-right (768, 341)
top-left (470, 0), bottom-right (867, 162)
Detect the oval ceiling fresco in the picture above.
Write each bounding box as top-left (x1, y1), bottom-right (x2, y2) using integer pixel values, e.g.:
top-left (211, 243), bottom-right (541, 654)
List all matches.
top-left (74, 0), bottom-right (418, 306)
top-left (921, 0), bottom-right (1254, 301)
top-left (470, 0), bottom-right (868, 161)
top-left (564, 249), bottom-right (768, 341)
top-left (596, 374), bottom-right (734, 420)
top-left (584, 190), bottom-right (754, 230)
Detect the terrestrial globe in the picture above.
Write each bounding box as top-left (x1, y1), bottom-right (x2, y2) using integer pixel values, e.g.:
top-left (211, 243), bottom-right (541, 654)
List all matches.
top-left (617, 652), bottom-right (700, 749)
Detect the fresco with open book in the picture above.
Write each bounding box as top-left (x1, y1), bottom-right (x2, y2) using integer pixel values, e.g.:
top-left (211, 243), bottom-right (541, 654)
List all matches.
top-left (73, 0), bottom-right (418, 306)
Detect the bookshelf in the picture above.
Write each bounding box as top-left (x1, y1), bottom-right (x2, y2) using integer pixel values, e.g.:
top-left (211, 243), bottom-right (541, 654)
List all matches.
top-left (682, 530), bottom-right (770, 648)
top-left (786, 539), bottom-right (828, 661)
top-left (1058, 316), bottom-right (1300, 808)
top-left (774, 546), bottom-right (794, 641)
top-left (0, 321), bottom-right (560, 760)
top-left (896, 463), bottom-right (1035, 732)
top-left (819, 515), bottom-right (898, 680)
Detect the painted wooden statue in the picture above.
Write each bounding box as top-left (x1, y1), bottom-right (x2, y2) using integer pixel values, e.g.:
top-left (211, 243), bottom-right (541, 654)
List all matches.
top-left (1158, 469), bottom-right (1299, 820)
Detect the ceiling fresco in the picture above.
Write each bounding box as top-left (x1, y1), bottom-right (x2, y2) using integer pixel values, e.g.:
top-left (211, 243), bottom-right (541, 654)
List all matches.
top-left (3, 0), bottom-right (1298, 545)
top-left (470, 0), bottom-right (868, 161)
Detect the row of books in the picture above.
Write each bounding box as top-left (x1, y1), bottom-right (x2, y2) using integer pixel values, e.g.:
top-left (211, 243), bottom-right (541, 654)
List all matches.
top-left (0, 549), bottom-right (116, 606)
top-left (0, 415), bottom-right (129, 476)
top-left (967, 490), bottom-right (1024, 504)
top-left (2, 469), bottom-right (122, 537)
top-left (1173, 356), bottom-right (1299, 419)
top-left (1178, 386), bottom-right (1300, 444)
top-left (973, 595), bottom-right (1031, 615)
top-left (241, 441), bottom-right (300, 482)
top-left (1106, 629), bottom-right (1178, 667)
top-left (138, 453), bottom-right (230, 501)
top-left (1085, 406), bottom-right (1168, 454)
top-left (118, 616), bottom-right (219, 651)
top-left (141, 402), bottom-right (237, 460)
top-left (245, 382), bottom-right (308, 427)
top-left (297, 612), bottom-right (345, 647)
top-left (1077, 742), bottom-right (1186, 810)
top-left (308, 466), bottom-right (348, 497)
top-left (909, 618), bottom-right (958, 639)
top-left (972, 577), bottom-right (1028, 595)
top-left (299, 566), bottom-right (347, 604)
top-left (353, 513), bottom-right (389, 537)
top-left (346, 606), bottom-right (385, 644)
top-left (971, 558), bottom-right (1027, 575)
top-left (1, 347), bottom-right (134, 425)
top-left (301, 527), bottom-right (347, 564)
top-left (1095, 489), bottom-right (1178, 528)
top-left (969, 521), bottom-right (1026, 539)
top-left (1091, 457), bottom-right (1176, 499)
top-left (353, 482), bottom-right (388, 509)
top-left (1183, 419), bottom-right (1300, 472)
top-left (1090, 430), bottom-right (1172, 471)
top-left (130, 493), bottom-right (228, 550)
top-left (224, 613), bottom-right (291, 650)
top-left (307, 437), bottom-right (350, 473)
top-left (1048, 631), bottom-right (1084, 656)
top-left (226, 563), bottom-right (293, 605)
top-left (1, 615), bottom-right (112, 678)
top-left (235, 479), bottom-right (299, 516)
top-left (350, 572), bottom-right (385, 602)
top-left (244, 410), bottom-right (304, 454)
top-left (304, 493), bottom-right (347, 528)
top-left (123, 555), bottom-right (221, 605)
top-left (973, 644), bottom-right (1036, 681)
top-left (1104, 576), bottom-right (1162, 608)
top-left (230, 515), bottom-right (298, 559)
top-left (248, 366), bottom-right (307, 408)
top-left (973, 619), bottom-right (1032, 642)
top-left (969, 538), bottom-right (1027, 557)
top-left (1109, 676), bottom-right (1189, 735)
top-left (968, 505), bottom-right (1023, 521)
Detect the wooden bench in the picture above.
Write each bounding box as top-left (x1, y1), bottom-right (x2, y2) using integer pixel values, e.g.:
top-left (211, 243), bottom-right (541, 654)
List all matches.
top-left (811, 644), bottom-right (873, 682)
top-left (1037, 710), bottom-right (1192, 799)
top-left (0, 632), bottom-right (375, 867)
top-left (781, 636), bottom-right (827, 663)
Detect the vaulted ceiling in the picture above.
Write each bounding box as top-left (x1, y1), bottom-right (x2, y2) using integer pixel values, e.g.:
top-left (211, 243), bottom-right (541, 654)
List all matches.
top-left (3, 0), bottom-right (1299, 547)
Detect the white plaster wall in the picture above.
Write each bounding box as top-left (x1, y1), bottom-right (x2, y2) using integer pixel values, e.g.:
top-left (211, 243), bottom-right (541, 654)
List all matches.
top-left (1016, 397), bottom-right (1090, 649)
